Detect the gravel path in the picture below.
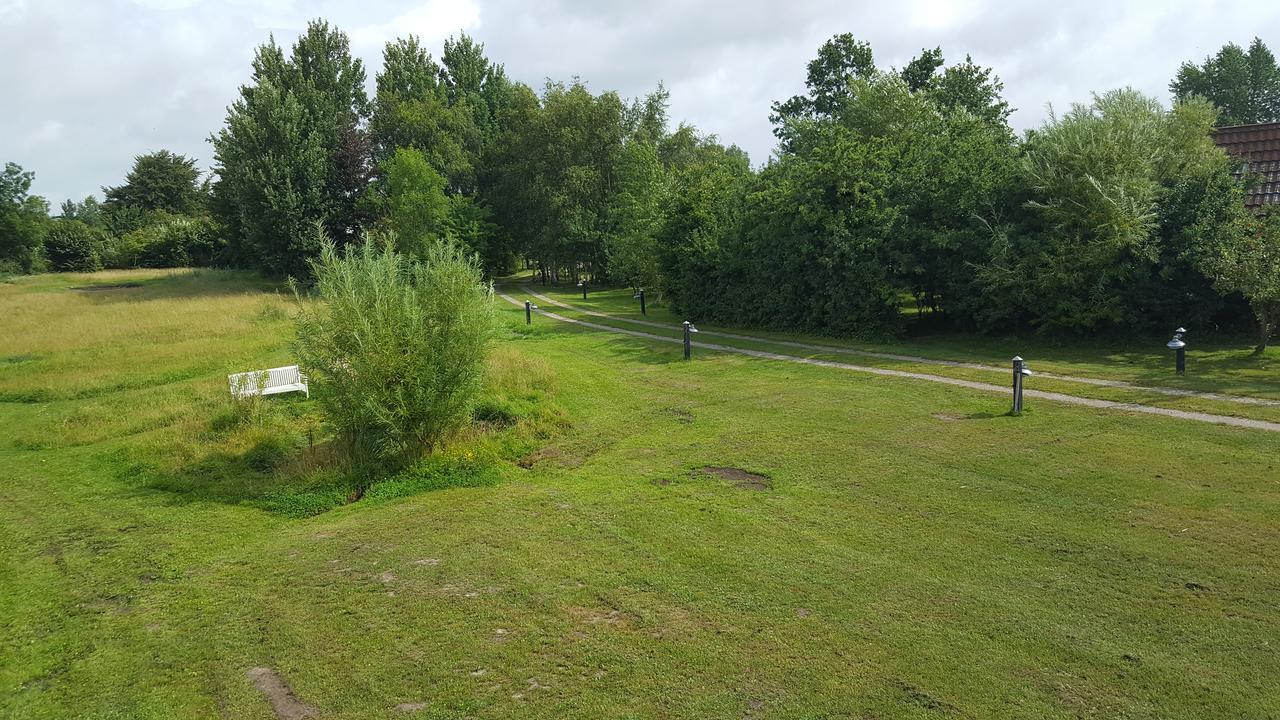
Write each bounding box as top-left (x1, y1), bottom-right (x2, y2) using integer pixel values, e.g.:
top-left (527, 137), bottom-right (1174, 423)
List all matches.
top-left (518, 286), bottom-right (1280, 408)
top-left (499, 289), bottom-right (1280, 434)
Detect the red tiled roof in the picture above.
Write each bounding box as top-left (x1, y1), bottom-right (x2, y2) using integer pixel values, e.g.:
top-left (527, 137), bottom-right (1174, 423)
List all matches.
top-left (1212, 121), bottom-right (1280, 208)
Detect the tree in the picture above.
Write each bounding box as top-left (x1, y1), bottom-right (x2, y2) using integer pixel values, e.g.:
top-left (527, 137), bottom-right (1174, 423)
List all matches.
top-left (605, 139), bottom-right (666, 290)
top-left (365, 147), bottom-right (451, 256)
top-left (59, 196), bottom-right (106, 228)
top-left (1201, 211), bottom-right (1280, 353)
top-left (211, 20), bottom-right (369, 278)
top-left (485, 80), bottom-right (626, 282)
top-left (42, 220), bottom-right (103, 272)
top-left (1171, 38), bottom-right (1280, 125)
top-left (0, 162), bottom-right (48, 272)
top-left (772, 34), bottom-right (876, 124)
top-left (292, 235), bottom-right (494, 482)
top-left (103, 150), bottom-right (205, 214)
top-left (715, 126), bottom-right (900, 335)
top-left (979, 90), bottom-right (1229, 333)
top-left (654, 135), bottom-right (751, 317)
top-left (370, 36), bottom-right (472, 186)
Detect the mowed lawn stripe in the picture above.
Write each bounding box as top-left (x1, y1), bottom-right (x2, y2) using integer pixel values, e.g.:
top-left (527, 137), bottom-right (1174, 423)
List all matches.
top-left (497, 290), bottom-right (1280, 434)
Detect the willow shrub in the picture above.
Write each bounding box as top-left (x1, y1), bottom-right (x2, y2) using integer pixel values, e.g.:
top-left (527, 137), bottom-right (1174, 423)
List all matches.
top-left (293, 235), bottom-right (495, 480)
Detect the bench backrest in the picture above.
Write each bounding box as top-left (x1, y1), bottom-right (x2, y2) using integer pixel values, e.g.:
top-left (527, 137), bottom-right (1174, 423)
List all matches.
top-left (229, 365), bottom-right (303, 394)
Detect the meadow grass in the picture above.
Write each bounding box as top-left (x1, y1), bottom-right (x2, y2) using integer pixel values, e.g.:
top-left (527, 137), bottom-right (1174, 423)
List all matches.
top-left (2, 269), bottom-right (1279, 719)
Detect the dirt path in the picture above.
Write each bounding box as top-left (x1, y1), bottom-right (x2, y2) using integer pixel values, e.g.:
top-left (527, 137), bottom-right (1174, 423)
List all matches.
top-left (497, 289), bottom-right (1280, 434)
top-left (517, 286), bottom-right (1280, 409)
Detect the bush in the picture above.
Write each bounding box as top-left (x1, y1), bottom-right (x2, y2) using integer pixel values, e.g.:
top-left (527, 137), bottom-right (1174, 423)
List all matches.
top-left (292, 233), bottom-right (495, 476)
top-left (112, 216), bottom-right (220, 268)
top-left (42, 220), bottom-right (102, 272)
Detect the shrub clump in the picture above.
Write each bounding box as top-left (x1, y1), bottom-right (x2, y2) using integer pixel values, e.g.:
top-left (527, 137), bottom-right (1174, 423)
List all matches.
top-left (42, 221), bottom-right (103, 272)
top-left (104, 215), bottom-right (220, 268)
top-left (292, 235), bottom-right (495, 476)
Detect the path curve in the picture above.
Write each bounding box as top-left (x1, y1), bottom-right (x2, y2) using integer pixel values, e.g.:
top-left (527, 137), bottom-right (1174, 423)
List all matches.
top-left (517, 286), bottom-right (1280, 409)
top-left (497, 289), bottom-right (1280, 434)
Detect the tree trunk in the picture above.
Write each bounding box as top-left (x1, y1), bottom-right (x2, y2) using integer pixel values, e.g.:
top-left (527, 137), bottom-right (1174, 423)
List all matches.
top-left (1255, 305), bottom-right (1271, 355)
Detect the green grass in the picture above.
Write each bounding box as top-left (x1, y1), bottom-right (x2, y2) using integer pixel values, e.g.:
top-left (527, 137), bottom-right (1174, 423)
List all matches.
top-left (3, 269), bottom-right (1280, 718)
top-left (517, 276), bottom-right (1280, 399)
top-left (511, 278), bottom-right (1280, 423)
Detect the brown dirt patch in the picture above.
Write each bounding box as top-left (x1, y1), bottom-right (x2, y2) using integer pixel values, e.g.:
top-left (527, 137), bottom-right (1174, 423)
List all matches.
top-left (701, 466), bottom-right (771, 491)
top-left (567, 605), bottom-right (631, 628)
top-left (932, 412), bottom-right (966, 421)
top-left (517, 445), bottom-right (561, 469)
top-left (72, 283), bottom-right (141, 292)
top-left (395, 702), bottom-right (428, 712)
top-left (246, 667), bottom-right (318, 719)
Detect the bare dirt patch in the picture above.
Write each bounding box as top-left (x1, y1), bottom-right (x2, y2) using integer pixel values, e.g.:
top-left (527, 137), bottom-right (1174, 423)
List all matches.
top-left (517, 445), bottom-right (561, 469)
top-left (394, 701), bottom-right (427, 712)
top-left (932, 412), bottom-right (966, 421)
top-left (701, 466), bottom-right (771, 491)
top-left (567, 605), bottom-right (631, 628)
top-left (246, 667), bottom-right (319, 719)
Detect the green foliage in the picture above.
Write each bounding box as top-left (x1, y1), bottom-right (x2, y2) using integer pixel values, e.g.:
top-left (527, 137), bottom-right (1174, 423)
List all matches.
top-left (1171, 37), bottom-right (1280, 125)
top-left (370, 36), bottom-right (472, 185)
top-left (485, 80), bottom-right (627, 281)
top-left (211, 20), bottom-right (369, 278)
top-left (654, 135), bottom-right (751, 316)
top-left (103, 150), bottom-right (206, 214)
top-left (605, 139), bottom-right (666, 290)
top-left (772, 33), bottom-right (876, 130)
top-left (292, 234), bottom-right (495, 477)
top-left (364, 147), bottom-right (451, 255)
top-left (980, 90), bottom-right (1232, 333)
top-left (124, 215), bottom-right (221, 268)
top-left (719, 127), bottom-right (902, 335)
top-left (59, 196), bottom-right (106, 228)
top-left (0, 162), bottom-right (49, 273)
top-left (42, 220), bottom-right (103, 272)
top-left (1201, 212), bottom-right (1280, 352)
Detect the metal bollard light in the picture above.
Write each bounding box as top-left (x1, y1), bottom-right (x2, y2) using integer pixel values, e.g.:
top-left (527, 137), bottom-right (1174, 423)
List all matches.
top-left (577, 280), bottom-right (587, 300)
top-left (1167, 327), bottom-right (1187, 375)
top-left (682, 320), bottom-right (699, 360)
top-left (633, 289), bottom-right (647, 315)
top-left (1011, 356), bottom-right (1032, 414)
top-left (525, 300), bottom-right (538, 325)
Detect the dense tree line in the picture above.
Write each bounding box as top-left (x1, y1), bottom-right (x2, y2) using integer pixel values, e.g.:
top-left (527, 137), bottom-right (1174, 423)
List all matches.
top-left (4, 24), bottom-right (1278, 349)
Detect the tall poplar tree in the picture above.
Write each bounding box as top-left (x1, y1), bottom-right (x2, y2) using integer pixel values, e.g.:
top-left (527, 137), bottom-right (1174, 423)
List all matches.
top-left (211, 20), bottom-right (369, 277)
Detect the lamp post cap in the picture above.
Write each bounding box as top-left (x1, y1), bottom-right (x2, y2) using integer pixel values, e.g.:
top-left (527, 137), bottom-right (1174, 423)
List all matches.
top-left (1176, 327), bottom-right (1186, 334)
top-left (1167, 338), bottom-right (1185, 349)
top-left (1012, 355), bottom-right (1023, 362)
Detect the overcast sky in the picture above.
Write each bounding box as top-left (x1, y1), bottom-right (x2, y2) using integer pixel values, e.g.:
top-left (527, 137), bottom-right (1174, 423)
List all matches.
top-left (2, 0), bottom-right (1278, 205)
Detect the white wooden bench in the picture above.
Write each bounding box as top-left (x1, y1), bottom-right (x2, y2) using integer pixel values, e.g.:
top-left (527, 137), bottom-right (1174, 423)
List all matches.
top-left (228, 365), bottom-right (309, 399)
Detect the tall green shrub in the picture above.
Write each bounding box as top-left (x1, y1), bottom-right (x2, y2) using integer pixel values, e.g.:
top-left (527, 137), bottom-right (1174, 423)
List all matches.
top-left (292, 233), bottom-right (494, 477)
top-left (42, 220), bottom-right (103, 272)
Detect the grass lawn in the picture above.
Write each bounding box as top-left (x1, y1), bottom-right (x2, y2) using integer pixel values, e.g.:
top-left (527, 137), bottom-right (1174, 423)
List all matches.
top-left (3, 269), bottom-right (1279, 719)
top-left (515, 276), bottom-right (1280, 401)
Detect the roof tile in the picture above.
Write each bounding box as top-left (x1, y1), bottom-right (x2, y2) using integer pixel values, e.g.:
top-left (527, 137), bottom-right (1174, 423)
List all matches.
top-left (1213, 121), bottom-right (1280, 208)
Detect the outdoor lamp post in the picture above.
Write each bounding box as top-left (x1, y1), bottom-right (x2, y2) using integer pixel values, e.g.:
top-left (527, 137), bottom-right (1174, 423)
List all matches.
top-left (577, 279), bottom-right (588, 300)
top-left (682, 320), bottom-right (699, 360)
top-left (1167, 327), bottom-right (1187, 375)
top-left (1011, 356), bottom-right (1033, 415)
top-left (525, 300), bottom-right (538, 325)
top-left (633, 289), bottom-right (647, 315)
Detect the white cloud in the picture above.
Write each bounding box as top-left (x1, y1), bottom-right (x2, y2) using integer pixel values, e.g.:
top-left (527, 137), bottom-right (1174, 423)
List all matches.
top-left (349, 0), bottom-right (481, 54)
top-left (3, 0), bottom-right (1279, 203)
